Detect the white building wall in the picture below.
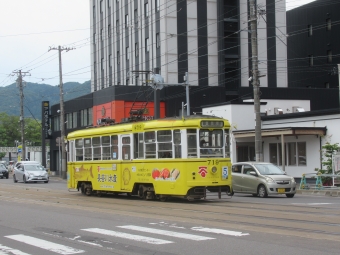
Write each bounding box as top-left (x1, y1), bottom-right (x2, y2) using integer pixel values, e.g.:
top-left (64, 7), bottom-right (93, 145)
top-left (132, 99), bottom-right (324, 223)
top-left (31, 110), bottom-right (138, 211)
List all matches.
top-left (187, 0), bottom-right (199, 86)
top-left (257, 0), bottom-right (268, 87)
top-left (239, 1), bottom-right (249, 87)
top-left (207, 0), bottom-right (218, 86)
top-left (162, 0), bottom-right (178, 84)
top-left (275, 0), bottom-right (288, 87)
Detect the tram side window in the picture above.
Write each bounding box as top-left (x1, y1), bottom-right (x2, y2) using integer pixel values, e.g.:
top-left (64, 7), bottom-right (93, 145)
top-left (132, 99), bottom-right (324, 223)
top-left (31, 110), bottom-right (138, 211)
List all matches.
top-left (84, 138), bottom-right (92, 160)
top-left (102, 136), bottom-right (111, 160)
top-left (75, 139), bottom-right (83, 161)
top-left (145, 131), bottom-right (156, 158)
top-left (187, 129), bottom-right (197, 158)
top-left (122, 136), bottom-right (131, 160)
top-left (225, 129), bottom-right (230, 158)
top-left (133, 133), bottom-right (144, 159)
top-left (68, 140), bottom-right (74, 162)
top-left (174, 129), bottom-right (181, 158)
top-left (92, 137), bottom-right (101, 160)
top-left (157, 130), bottom-right (172, 158)
top-left (111, 135), bottom-right (118, 159)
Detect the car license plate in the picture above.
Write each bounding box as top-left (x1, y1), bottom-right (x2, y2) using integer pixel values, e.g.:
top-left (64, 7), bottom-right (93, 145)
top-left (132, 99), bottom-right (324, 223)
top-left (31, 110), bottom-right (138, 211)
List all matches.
top-left (278, 188), bottom-right (285, 193)
top-left (37, 177), bottom-right (42, 180)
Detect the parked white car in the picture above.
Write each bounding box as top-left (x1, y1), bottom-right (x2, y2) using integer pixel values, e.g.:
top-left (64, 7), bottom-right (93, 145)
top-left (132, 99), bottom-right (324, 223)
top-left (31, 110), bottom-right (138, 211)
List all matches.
top-left (13, 161), bottom-right (49, 183)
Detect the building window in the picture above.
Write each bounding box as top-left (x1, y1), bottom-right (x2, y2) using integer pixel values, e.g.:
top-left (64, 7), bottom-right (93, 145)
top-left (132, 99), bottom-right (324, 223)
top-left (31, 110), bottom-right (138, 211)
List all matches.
top-left (308, 24), bottom-right (312, 37)
top-left (125, 14), bottom-right (129, 28)
top-left (325, 82), bottom-right (330, 88)
top-left (326, 18), bottom-right (331, 31)
top-left (101, 58), bottom-right (104, 70)
top-left (108, 24), bottom-right (111, 38)
top-left (156, 33), bottom-right (160, 48)
top-left (135, 43), bottom-right (139, 57)
top-left (327, 50), bottom-right (332, 63)
top-left (126, 79), bottom-right (129, 85)
top-left (54, 115), bottom-right (60, 131)
top-left (100, 0), bottom-right (103, 12)
top-left (107, 0), bottom-right (110, 8)
top-left (72, 112), bottom-right (77, 128)
top-left (134, 9), bottom-right (138, 24)
top-left (308, 54), bottom-right (313, 66)
top-left (156, 0), bottom-right (160, 12)
top-left (145, 38), bottom-right (149, 52)
top-left (100, 29), bottom-right (103, 41)
top-left (145, 3), bottom-right (149, 17)
top-left (126, 46), bottom-right (129, 60)
top-left (269, 142), bottom-right (306, 166)
top-left (109, 54), bottom-right (112, 67)
top-left (117, 51), bottom-right (120, 64)
top-left (135, 76), bottom-right (139, 85)
top-left (116, 20), bottom-right (119, 35)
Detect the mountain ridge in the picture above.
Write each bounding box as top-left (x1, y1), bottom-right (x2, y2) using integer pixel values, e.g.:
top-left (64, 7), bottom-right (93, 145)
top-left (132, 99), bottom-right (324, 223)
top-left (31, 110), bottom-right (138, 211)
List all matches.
top-left (0, 81), bottom-right (91, 120)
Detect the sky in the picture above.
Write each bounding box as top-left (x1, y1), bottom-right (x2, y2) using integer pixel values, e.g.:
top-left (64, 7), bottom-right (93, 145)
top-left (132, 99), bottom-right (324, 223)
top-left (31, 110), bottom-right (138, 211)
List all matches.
top-left (0, 0), bottom-right (317, 87)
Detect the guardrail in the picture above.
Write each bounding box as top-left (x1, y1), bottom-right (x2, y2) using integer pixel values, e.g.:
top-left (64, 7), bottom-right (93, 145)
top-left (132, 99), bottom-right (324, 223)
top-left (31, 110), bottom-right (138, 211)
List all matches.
top-left (300, 173), bottom-right (340, 190)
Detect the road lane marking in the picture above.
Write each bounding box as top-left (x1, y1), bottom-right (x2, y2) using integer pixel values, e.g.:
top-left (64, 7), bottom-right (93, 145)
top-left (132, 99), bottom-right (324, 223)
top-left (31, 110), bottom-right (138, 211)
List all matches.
top-left (291, 203), bottom-right (332, 205)
top-left (191, 227), bottom-right (249, 236)
top-left (0, 244), bottom-right (31, 255)
top-left (117, 225), bottom-right (214, 241)
top-left (5, 235), bottom-right (85, 254)
top-left (81, 228), bottom-right (172, 245)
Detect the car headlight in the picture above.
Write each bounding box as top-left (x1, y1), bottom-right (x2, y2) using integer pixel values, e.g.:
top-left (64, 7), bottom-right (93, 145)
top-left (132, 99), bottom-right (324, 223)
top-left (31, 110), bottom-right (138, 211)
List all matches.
top-left (211, 166), bottom-right (217, 174)
top-left (290, 177), bottom-right (295, 183)
top-left (265, 177), bottom-right (274, 183)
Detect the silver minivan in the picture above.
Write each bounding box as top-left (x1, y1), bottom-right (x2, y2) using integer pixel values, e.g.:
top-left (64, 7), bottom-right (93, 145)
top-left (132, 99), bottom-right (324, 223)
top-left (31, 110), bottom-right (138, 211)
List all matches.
top-left (232, 162), bottom-right (296, 198)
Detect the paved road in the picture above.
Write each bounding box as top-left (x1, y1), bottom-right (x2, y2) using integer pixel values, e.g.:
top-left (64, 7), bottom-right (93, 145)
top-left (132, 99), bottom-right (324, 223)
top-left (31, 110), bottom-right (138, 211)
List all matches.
top-left (0, 176), bottom-right (339, 255)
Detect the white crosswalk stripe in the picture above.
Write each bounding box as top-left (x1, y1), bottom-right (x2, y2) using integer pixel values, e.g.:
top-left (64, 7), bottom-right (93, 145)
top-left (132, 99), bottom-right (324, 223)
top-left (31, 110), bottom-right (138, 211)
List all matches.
top-left (81, 228), bottom-right (173, 245)
top-left (5, 235), bottom-right (85, 254)
top-left (191, 227), bottom-right (249, 236)
top-left (117, 225), bottom-right (215, 241)
top-left (0, 243), bottom-right (31, 255)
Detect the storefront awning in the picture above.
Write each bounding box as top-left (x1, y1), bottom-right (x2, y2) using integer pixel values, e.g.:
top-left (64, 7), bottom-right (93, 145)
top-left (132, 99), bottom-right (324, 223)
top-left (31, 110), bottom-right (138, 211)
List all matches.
top-left (233, 127), bottom-right (327, 138)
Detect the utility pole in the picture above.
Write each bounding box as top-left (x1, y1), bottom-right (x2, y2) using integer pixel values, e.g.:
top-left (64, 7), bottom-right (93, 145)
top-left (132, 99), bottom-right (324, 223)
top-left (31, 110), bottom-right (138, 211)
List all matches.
top-left (249, 0), bottom-right (263, 162)
top-left (13, 70), bottom-right (30, 161)
top-left (49, 46), bottom-right (75, 179)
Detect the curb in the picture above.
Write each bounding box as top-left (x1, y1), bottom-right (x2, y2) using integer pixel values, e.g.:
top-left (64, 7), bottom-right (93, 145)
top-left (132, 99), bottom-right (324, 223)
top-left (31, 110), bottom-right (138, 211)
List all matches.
top-left (296, 189), bottom-right (339, 197)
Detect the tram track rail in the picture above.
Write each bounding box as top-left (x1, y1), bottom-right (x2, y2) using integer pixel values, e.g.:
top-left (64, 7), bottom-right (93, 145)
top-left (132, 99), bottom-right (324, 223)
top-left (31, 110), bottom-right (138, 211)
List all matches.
top-left (1, 184), bottom-right (340, 241)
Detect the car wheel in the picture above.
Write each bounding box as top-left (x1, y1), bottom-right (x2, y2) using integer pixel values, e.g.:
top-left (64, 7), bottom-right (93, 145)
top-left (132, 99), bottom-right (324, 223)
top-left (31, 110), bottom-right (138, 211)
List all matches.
top-left (286, 194), bottom-right (295, 198)
top-left (0, 176), bottom-right (3, 179)
top-left (23, 175), bottom-right (27, 183)
top-left (13, 175), bottom-right (18, 183)
top-left (44, 180), bottom-right (49, 183)
top-left (6, 175), bottom-right (9, 179)
top-left (258, 185), bottom-right (268, 198)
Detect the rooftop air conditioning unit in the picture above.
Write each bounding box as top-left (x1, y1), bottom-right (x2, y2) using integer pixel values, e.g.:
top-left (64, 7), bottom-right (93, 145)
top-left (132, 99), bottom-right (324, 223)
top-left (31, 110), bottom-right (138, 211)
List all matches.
top-left (292, 107), bottom-right (305, 113)
top-left (274, 108), bottom-right (283, 115)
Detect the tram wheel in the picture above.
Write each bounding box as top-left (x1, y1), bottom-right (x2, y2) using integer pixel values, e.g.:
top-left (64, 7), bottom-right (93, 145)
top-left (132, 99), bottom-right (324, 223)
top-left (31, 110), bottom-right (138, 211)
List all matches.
top-left (159, 197), bottom-right (167, 202)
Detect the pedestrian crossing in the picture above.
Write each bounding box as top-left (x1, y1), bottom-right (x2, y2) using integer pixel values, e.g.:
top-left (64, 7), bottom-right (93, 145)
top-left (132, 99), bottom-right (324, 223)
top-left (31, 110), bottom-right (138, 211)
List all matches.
top-left (0, 223), bottom-right (249, 254)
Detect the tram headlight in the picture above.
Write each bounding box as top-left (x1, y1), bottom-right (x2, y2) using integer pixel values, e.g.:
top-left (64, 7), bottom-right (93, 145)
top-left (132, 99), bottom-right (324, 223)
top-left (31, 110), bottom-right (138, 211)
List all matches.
top-left (211, 166), bottom-right (217, 174)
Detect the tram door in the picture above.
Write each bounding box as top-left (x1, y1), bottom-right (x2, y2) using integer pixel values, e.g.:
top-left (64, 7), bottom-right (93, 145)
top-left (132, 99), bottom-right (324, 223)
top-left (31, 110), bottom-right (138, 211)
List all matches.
top-left (121, 135), bottom-right (131, 190)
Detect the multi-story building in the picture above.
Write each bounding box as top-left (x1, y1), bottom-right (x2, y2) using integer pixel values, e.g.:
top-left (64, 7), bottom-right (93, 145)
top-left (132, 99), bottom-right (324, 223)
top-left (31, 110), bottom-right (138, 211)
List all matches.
top-left (287, 0), bottom-right (340, 88)
top-left (91, 0), bottom-right (287, 93)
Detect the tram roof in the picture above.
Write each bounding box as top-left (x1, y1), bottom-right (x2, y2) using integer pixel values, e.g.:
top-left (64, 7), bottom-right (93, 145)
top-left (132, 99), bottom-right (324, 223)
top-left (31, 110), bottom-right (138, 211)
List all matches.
top-left (67, 115), bottom-right (230, 139)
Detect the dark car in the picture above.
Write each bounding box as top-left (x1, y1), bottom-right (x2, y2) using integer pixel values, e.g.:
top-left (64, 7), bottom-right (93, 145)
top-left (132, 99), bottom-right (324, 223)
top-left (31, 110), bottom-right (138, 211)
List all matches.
top-left (0, 164), bottom-right (9, 179)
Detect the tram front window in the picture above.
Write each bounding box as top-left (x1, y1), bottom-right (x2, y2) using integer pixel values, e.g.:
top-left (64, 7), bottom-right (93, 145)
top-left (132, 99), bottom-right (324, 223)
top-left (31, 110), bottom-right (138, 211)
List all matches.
top-left (199, 129), bottom-right (223, 158)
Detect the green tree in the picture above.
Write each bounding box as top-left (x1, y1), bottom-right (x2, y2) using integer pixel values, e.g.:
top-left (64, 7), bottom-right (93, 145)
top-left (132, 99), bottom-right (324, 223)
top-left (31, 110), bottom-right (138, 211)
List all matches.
top-left (0, 152), bottom-right (6, 160)
top-left (0, 113), bottom-right (21, 147)
top-left (315, 142), bottom-right (339, 185)
top-left (0, 113), bottom-right (42, 147)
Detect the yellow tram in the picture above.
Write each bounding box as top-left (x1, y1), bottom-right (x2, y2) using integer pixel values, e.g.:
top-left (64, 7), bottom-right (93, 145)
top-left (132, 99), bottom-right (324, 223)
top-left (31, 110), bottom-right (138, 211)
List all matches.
top-left (67, 115), bottom-right (232, 201)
